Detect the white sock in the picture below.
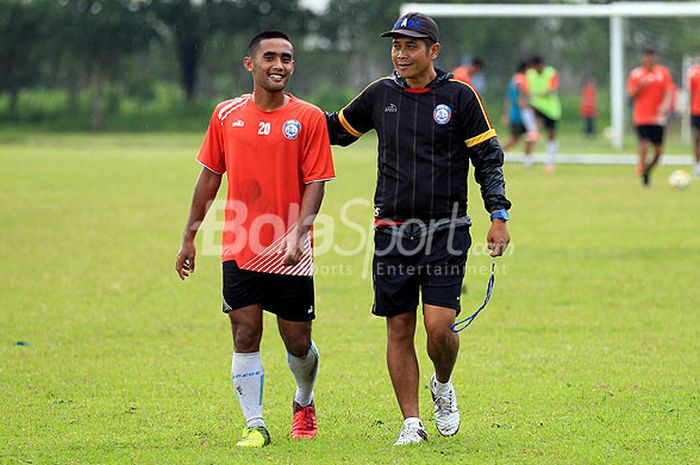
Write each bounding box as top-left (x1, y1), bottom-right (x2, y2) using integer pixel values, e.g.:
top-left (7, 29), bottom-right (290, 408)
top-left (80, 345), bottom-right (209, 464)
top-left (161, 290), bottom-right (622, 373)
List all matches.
top-left (432, 376), bottom-right (453, 396)
top-left (547, 140), bottom-right (558, 165)
top-left (287, 341), bottom-right (319, 407)
top-left (521, 107), bottom-right (538, 133)
top-left (404, 417), bottom-right (424, 429)
top-left (232, 351), bottom-right (265, 428)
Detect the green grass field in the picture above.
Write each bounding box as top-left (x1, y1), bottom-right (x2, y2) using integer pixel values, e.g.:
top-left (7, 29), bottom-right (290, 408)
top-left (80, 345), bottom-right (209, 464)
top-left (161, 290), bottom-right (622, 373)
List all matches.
top-left (1, 132), bottom-right (699, 464)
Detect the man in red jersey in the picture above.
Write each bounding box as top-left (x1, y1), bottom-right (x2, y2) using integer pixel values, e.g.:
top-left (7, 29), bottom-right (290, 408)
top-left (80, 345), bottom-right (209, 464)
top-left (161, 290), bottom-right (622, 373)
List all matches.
top-left (175, 31), bottom-right (334, 448)
top-left (627, 48), bottom-right (675, 186)
top-left (689, 51), bottom-right (700, 177)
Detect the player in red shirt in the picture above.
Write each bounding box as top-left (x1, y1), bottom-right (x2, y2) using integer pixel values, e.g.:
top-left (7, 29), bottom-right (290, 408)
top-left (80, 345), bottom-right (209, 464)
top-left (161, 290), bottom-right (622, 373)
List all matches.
top-left (451, 57), bottom-right (485, 91)
top-left (627, 48), bottom-right (675, 186)
top-left (580, 79), bottom-right (597, 137)
top-left (175, 31), bottom-right (335, 448)
top-left (688, 52), bottom-right (700, 177)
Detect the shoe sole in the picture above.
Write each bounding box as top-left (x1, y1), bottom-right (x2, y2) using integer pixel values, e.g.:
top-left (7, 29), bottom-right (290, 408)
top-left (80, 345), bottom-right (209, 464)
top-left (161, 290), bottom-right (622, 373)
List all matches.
top-left (290, 432), bottom-right (317, 439)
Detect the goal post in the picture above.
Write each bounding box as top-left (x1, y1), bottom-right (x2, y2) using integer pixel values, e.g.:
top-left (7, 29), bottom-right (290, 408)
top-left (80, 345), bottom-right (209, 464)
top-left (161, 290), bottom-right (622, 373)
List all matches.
top-left (400, 2), bottom-right (700, 149)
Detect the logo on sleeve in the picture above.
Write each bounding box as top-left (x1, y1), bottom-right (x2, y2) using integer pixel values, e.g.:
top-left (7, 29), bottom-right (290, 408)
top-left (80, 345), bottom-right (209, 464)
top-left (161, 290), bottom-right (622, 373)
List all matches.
top-left (282, 119), bottom-right (301, 140)
top-left (433, 104), bottom-right (452, 125)
top-left (384, 103), bottom-right (398, 113)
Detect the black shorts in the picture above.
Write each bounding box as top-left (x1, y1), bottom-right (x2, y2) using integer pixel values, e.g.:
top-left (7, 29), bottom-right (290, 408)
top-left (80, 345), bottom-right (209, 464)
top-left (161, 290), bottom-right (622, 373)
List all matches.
top-left (635, 125), bottom-right (665, 145)
top-left (533, 108), bottom-right (557, 130)
top-left (372, 219), bottom-right (471, 317)
top-left (691, 115), bottom-right (700, 130)
top-left (222, 260), bottom-right (315, 322)
top-left (510, 122), bottom-right (527, 137)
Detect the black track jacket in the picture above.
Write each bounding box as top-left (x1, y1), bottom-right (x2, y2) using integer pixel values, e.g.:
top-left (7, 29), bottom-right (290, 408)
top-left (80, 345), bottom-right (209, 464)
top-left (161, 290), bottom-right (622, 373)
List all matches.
top-left (326, 68), bottom-right (511, 222)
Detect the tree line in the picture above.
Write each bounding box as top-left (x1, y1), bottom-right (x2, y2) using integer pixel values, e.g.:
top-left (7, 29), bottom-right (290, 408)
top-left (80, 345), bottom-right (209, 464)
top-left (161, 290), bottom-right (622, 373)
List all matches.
top-left (2, 0), bottom-right (699, 131)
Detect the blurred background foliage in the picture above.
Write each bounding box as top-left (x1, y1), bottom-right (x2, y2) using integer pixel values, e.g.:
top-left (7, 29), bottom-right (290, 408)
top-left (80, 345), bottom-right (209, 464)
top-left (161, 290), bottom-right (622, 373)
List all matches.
top-left (1, 0), bottom-right (699, 131)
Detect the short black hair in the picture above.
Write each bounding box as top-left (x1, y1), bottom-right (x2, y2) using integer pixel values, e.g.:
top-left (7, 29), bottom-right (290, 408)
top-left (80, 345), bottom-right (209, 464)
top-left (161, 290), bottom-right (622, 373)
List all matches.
top-left (529, 55), bottom-right (543, 66)
top-left (248, 30), bottom-right (292, 56)
top-left (642, 47), bottom-right (657, 55)
top-left (471, 57), bottom-right (485, 69)
top-left (516, 60), bottom-right (528, 73)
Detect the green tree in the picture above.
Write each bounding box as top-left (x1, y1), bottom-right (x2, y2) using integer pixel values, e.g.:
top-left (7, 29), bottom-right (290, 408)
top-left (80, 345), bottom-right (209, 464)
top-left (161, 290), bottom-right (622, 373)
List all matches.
top-left (0, 0), bottom-right (53, 118)
top-left (57, 0), bottom-right (154, 130)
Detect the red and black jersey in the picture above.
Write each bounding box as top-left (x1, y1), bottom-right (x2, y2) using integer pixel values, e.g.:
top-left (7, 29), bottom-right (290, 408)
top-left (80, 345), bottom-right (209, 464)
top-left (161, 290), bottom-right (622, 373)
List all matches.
top-left (326, 68), bottom-right (511, 221)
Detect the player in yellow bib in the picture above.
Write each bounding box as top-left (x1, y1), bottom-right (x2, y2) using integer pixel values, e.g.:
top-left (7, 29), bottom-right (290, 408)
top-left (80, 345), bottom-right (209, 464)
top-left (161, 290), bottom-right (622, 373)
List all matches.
top-left (525, 56), bottom-right (561, 173)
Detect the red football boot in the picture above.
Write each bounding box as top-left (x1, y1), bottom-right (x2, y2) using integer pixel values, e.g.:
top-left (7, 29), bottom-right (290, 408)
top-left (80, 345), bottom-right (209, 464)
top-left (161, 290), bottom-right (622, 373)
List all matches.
top-left (290, 401), bottom-right (318, 438)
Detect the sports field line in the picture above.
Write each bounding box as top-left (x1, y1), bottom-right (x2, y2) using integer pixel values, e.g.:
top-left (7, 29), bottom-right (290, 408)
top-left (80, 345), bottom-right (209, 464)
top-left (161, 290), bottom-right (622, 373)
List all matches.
top-left (505, 153), bottom-right (694, 165)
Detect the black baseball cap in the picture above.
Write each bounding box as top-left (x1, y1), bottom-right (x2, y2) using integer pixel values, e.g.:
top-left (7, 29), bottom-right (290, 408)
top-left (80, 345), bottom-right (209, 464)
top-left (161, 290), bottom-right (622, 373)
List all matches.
top-left (380, 12), bottom-right (439, 43)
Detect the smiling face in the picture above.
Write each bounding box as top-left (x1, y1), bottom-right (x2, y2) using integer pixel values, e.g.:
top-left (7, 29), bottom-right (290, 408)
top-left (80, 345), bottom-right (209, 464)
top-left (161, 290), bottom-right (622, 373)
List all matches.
top-left (244, 38), bottom-right (295, 93)
top-left (390, 36), bottom-right (440, 85)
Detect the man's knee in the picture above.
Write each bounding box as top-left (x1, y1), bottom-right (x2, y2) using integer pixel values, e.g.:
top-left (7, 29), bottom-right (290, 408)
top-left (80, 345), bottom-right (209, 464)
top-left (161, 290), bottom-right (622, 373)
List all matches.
top-left (285, 338), bottom-right (311, 358)
top-left (387, 313), bottom-right (416, 343)
top-left (427, 323), bottom-right (457, 346)
top-left (229, 313), bottom-right (262, 352)
top-left (279, 321), bottom-right (312, 357)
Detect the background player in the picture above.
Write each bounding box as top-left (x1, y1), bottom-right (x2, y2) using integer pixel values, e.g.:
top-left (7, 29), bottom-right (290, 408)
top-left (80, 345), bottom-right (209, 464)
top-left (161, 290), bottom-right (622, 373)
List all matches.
top-left (501, 60), bottom-right (539, 166)
top-left (689, 51), bottom-right (700, 177)
top-left (175, 30), bottom-right (335, 448)
top-left (580, 78), bottom-right (597, 137)
top-left (526, 55), bottom-right (561, 173)
top-left (627, 48), bottom-right (674, 186)
top-left (326, 12), bottom-right (511, 446)
top-left (452, 56), bottom-right (486, 93)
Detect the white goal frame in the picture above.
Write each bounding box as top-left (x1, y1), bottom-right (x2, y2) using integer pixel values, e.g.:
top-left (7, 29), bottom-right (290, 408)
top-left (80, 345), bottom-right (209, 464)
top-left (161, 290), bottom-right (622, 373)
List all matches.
top-left (401, 2), bottom-right (700, 149)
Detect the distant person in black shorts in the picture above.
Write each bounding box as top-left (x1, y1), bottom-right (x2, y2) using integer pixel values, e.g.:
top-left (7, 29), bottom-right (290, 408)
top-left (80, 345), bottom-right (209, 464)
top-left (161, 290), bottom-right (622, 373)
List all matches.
top-left (626, 48), bottom-right (674, 186)
top-left (326, 12), bottom-right (511, 446)
top-left (501, 60), bottom-right (539, 166)
top-left (689, 52), bottom-right (700, 177)
top-left (526, 55), bottom-right (561, 173)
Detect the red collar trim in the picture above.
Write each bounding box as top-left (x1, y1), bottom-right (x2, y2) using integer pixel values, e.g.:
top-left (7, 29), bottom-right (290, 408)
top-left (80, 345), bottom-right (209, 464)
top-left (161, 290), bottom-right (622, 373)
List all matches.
top-left (404, 87), bottom-right (431, 93)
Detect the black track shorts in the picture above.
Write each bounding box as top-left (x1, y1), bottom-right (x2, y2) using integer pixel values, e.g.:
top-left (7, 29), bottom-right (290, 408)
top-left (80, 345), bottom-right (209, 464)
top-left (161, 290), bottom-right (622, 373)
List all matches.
top-left (222, 260), bottom-right (315, 322)
top-left (635, 124), bottom-right (665, 145)
top-left (372, 218), bottom-right (471, 317)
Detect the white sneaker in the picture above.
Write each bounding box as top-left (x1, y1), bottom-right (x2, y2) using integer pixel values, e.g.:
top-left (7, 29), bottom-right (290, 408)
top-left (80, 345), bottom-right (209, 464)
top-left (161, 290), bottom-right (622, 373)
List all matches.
top-left (393, 421), bottom-right (428, 446)
top-left (430, 374), bottom-right (460, 436)
top-left (695, 163), bottom-right (700, 177)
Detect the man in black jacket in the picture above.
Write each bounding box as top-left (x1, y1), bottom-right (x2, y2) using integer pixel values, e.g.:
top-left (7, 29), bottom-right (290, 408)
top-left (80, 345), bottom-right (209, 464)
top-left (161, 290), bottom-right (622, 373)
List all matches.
top-left (326, 12), bottom-right (511, 445)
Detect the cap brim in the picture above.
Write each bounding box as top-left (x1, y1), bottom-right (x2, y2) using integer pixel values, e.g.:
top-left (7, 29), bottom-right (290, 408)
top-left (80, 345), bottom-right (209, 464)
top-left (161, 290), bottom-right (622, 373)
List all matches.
top-left (380, 29), bottom-right (431, 39)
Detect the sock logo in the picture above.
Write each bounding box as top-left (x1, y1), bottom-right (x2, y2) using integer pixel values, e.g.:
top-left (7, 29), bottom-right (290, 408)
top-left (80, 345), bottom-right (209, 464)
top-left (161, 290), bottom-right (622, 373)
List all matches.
top-left (234, 370), bottom-right (263, 379)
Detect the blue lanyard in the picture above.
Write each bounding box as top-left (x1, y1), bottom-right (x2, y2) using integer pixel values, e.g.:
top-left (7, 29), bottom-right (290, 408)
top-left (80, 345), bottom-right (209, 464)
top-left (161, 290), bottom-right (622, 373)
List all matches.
top-left (451, 259), bottom-right (496, 333)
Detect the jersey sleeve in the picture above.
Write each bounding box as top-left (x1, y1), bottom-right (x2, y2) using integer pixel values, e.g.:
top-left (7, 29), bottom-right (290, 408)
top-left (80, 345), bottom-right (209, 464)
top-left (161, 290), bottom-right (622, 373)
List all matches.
top-left (627, 70), bottom-right (640, 97)
top-left (690, 68), bottom-right (700, 96)
top-left (459, 84), bottom-right (497, 148)
top-left (196, 108), bottom-right (226, 174)
top-left (326, 80), bottom-right (379, 146)
top-left (549, 71), bottom-right (560, 92)
top-left (302, 109), bottom-right (336, 184)
top-left (664, 68), bottom-right (675, 92)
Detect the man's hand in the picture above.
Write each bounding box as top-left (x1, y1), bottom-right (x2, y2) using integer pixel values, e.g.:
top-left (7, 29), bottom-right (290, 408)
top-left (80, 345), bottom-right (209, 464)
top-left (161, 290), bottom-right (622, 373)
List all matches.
top-left (176, 239), bottom-right (197, 280)
top-left (487, 220), bottom-right (510, 257)
top-left (279, 229), bottom-right (306, 266)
